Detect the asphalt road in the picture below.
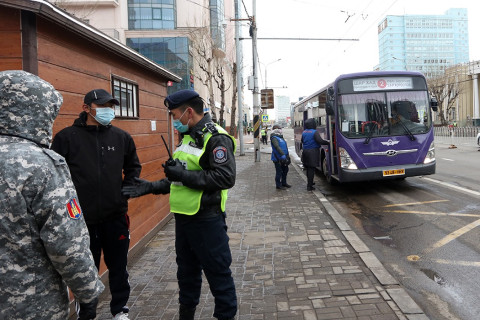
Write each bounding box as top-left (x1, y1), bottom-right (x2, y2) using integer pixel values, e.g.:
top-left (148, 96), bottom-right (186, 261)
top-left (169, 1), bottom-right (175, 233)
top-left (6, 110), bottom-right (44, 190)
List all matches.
top-left (311, 138), bottom-right (480, 320)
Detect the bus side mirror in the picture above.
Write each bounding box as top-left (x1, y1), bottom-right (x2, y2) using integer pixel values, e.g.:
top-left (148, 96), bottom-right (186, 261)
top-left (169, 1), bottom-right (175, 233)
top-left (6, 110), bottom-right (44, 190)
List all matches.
top-left (328, 87), bottom-right (334, 96)
top-left (430, 97), bottom-right (438, 112)
top-left (326, 101), bottom-right (334, 116)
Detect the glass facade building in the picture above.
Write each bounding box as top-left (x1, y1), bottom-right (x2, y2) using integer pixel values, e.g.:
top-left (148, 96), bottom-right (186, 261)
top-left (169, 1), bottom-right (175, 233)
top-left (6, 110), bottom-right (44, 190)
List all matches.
top-left (127, 0), bottom-right (226, 93)
top-left (128, 0), bottom-right (175, 30)
top-left (127, 37), bottom-right (192, 92)
top-left (377, 8), bottom-right (469, 78)
top-left (210, 0), bottom-right (225, 50)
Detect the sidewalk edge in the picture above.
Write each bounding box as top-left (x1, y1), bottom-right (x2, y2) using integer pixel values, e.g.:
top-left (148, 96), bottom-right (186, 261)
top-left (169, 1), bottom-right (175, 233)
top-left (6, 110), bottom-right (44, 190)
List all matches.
top-left (291, 162), bottom-right (428, 319)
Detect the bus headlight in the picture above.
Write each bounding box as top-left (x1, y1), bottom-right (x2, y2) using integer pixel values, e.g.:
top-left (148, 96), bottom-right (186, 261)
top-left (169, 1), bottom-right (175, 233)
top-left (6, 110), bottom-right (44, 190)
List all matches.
top-left (424, 141), bottom-right (435, 164)
top-left (339, 147), bottom-right (358, 169)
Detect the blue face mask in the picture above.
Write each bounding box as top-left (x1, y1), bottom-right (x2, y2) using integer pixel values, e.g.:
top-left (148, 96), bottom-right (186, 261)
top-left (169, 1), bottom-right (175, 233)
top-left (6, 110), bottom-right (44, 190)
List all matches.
top-left (93, 107), bottom-right (115, 126)
top-left (173, 108), bottom-right (190, 133)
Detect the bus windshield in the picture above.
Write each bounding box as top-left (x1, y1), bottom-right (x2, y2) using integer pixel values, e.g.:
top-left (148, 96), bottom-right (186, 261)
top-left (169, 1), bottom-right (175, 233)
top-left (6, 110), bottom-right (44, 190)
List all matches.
top-left (338, 91), bottom-right (431, 139)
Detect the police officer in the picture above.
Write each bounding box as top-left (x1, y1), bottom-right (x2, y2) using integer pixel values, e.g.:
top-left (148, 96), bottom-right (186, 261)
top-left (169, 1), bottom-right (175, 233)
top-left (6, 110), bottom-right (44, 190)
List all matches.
top-left (261, 127), bottom-right (267, 144)
top-left (0, 70), bottom-right (104, 320)
top-left (122, 89), bottom-right (237, 320)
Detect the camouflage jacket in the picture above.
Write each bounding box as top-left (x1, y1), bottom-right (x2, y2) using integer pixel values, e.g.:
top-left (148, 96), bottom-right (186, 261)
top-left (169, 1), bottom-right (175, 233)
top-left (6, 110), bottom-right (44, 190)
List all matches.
top-left (0, 70), bottom-right (104, 320)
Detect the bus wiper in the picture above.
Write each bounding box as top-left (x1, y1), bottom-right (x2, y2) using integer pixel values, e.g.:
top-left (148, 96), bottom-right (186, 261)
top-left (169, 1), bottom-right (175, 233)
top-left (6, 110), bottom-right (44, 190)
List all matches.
top-left (397, 119), bottom-right (416, 141)
top-left (363, 128), bottom-right (374, 144)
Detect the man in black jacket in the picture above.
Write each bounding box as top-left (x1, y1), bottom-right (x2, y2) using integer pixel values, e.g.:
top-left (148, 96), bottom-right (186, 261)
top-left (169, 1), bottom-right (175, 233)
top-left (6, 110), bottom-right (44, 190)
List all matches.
top-left (122, 89), bottom-right (237, 320)
top-left (52, 89), bottom-right (141, 320)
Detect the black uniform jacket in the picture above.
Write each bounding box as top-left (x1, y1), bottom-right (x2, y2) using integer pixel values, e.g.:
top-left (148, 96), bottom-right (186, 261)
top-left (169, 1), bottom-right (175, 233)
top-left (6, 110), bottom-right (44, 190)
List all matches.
top-left (176, 114), bottom-right (236, 216)
top-left (51, 112), bottom-right (141, 224)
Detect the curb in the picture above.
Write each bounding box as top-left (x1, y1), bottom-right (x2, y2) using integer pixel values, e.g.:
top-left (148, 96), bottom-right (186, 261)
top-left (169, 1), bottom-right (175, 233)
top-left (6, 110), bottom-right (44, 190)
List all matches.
top-left (291, 162), bottom-right (429, 320)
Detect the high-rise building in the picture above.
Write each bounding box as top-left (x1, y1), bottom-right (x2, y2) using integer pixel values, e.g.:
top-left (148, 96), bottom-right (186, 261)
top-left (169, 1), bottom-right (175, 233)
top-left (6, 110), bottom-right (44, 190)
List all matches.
top-left (274, 95), bottom-right (291, 125)
top-left (377, 8), bottom-right (469, 78)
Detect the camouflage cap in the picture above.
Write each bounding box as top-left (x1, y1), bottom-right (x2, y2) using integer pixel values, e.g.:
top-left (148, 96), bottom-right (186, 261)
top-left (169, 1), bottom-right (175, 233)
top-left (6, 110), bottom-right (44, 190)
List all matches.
top-left (0, 70), bottom-right (63, 147)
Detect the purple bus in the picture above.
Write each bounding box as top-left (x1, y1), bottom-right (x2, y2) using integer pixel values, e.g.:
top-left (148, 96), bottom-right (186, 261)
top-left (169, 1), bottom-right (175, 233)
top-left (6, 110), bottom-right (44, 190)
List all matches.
top-left (293, 71), bottom-right (438, 184)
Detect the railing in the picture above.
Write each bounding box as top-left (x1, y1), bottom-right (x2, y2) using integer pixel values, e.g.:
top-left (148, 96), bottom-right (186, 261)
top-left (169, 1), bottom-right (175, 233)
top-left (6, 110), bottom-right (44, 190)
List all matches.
top-left (434, 126), bottom-right (480, 137)
top-left (434, 126), bottom-right (480, 147)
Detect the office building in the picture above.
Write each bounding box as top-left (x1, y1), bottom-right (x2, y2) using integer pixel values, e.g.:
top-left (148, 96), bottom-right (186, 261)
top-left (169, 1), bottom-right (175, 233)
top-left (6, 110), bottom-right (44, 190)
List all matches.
top-left (275, 95), bottom-right (291, 125)
top-left (377, 8), bottom-right (469, 78)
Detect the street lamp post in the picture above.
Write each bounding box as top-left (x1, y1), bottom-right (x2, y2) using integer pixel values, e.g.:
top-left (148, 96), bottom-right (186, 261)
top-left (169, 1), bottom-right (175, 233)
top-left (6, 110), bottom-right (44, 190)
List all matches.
top-left (262, 58), bottom-right (281, 89)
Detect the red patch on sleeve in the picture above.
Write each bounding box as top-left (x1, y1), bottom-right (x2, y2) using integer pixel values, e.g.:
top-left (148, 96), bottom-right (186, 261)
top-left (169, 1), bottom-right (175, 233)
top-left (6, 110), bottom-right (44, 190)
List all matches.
top-left (66, 197), bottom-right (82, 219)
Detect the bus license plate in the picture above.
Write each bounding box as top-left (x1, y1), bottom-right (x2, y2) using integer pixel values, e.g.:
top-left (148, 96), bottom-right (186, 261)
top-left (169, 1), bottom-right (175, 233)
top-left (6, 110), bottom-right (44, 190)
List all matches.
top-left (383, 169), bottom-right (405, 176)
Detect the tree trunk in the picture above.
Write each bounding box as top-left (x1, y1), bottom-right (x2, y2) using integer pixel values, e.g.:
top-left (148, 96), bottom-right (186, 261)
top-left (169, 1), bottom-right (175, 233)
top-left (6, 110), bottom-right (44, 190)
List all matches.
top-left (230, 63), bottom-right (237, 136)
top-left (219, 79), bottom-right (226, 128)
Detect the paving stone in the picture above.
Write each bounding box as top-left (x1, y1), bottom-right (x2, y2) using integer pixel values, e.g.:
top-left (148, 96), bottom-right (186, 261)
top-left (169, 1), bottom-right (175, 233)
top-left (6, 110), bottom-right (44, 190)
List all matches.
top-left (89, 148), bottom-right (423, 320)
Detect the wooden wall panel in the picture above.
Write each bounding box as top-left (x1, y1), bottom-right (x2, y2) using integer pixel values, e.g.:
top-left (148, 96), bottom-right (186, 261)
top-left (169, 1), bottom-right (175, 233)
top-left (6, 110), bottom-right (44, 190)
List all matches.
top-left (0, 59), bottom-right (23, 70)
top-left (0, 8), bottom-right (22, 72)
top-left (0, 7), bottom-right (20, 31)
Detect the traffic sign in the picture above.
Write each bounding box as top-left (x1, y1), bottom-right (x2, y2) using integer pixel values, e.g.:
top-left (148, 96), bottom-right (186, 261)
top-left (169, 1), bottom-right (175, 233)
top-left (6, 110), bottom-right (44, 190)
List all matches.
top-left (261, 114), bottom-right (269, 122)
top-left (261, 89), bottom-right (274, 109)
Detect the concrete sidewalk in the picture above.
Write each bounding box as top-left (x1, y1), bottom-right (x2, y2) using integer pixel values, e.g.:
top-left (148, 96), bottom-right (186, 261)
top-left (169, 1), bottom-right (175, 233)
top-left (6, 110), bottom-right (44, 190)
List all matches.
top-left (93, 141), bottom-right (428, 320)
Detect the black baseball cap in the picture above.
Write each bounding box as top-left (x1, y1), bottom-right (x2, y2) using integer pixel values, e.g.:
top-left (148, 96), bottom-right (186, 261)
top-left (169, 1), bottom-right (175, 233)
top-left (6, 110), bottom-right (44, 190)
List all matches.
top-left (84, 89), bottom-right (120, 105)
top-left (164, 89), bottom-right (199, 110)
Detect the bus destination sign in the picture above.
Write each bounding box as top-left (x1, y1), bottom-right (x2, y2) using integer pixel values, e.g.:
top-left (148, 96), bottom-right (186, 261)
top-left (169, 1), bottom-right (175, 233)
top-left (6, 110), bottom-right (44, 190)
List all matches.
top-left (353, 77), bottom-right (413, 92)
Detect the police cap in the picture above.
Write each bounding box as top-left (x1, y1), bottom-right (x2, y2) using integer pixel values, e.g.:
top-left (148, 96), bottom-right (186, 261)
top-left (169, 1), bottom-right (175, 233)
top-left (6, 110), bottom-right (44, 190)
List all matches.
top-left (164, 89), bottom-right (199, 110)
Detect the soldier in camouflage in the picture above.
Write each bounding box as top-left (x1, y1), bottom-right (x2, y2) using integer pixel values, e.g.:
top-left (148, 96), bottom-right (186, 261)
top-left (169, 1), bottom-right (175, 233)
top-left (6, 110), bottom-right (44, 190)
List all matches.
top-left (0, 70), bottom-right (104, 320)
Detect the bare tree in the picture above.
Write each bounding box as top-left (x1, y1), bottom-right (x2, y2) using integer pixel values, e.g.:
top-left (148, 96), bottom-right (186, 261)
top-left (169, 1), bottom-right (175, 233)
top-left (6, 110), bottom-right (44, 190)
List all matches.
top-left (213, 60), bottom-right (234, 128)
top-left (189, 27), bottom-right (218, 121)
top-left (229, 62), bottom-right (238, 136)
top-left (428, 64), bottom-right (466, 125)
top-left (49, 0), bottom-right (99, 21)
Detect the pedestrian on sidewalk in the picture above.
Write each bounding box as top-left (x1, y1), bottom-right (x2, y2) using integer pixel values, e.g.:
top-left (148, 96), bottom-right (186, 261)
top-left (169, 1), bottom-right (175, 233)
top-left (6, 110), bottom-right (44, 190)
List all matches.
top-left (261, 127), bottom-right (268, 145)
top-left (270, 124), bottom-right (291, 190)
top-left (0, 70), bottom-right (104, 320)
top-left (301, 118), bottom-right (329, 191)
top-left (52, 89), bottom-right (142, 320)
top-left (121, 89), bottom-right (238, 320)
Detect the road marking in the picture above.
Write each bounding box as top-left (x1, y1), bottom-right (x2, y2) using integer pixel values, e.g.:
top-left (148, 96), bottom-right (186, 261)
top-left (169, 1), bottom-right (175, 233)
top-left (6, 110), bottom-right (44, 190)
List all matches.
top-left (441, 158), bottom-right (454, 161)
top-left (424, 218), bottom-right (480, 254)
top-left (384, 210), bottom-right (480, 218)
top-left (432, 259), bottom-right (480, 267)
top-left (421, 177), bottom-right (480, 197)
top-left (383, 200), bottom-right (448, 207)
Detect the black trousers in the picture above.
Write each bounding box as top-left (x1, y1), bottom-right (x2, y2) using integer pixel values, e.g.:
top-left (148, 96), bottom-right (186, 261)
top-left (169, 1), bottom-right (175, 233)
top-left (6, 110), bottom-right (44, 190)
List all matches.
top-left (88, 214), bottom-right (130, 316)
top-left (274, 161), bottom-right (289, 188)
top-left (306, 167), bottom-right (315, 187)
top-left (175, 213), bottom-right (237, 320)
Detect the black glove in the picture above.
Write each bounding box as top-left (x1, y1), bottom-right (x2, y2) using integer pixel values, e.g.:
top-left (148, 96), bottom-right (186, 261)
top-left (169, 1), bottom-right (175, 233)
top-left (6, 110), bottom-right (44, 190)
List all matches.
top-left (121, 177), bottom-right (154, 198)
top-left (77, 298), bottom-right (98, 320)
top-left (151, 179), bottom-right (171, 195)
top-left (163, 159), bottom-right (186, 182)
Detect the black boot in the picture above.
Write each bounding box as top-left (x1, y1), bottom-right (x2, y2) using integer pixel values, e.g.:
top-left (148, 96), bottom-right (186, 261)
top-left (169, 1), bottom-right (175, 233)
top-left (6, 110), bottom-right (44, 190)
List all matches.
top-left (179, 304), bottom-right (196, 320)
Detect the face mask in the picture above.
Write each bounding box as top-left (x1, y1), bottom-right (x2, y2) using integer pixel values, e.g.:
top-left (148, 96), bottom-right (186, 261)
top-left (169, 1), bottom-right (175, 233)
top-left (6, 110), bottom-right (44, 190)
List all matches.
top-left (93, 107), bottom-right (115, 126)
top-left (173, 108), bottom-right (190, 133)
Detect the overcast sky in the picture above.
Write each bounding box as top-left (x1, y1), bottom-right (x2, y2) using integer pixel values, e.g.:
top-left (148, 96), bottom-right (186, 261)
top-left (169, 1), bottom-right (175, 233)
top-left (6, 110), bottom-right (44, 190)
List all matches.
top-left (237, 0), bottom-right (480, 107)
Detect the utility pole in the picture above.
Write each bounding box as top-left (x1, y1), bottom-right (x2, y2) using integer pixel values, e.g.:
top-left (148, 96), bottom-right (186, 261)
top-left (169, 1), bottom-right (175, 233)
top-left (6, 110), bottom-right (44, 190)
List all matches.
top-left (234, 0), bottom-right (245, 155)
top-left (252, 0), bottom-right (261, 162)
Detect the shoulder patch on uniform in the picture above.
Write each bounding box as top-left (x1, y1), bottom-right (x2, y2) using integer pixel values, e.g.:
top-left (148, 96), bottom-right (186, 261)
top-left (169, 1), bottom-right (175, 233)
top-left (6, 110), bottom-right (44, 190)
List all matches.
top-left (66, 196), bottom-right (82, 219)
top-left (213, 146), bottom-right (228, 164)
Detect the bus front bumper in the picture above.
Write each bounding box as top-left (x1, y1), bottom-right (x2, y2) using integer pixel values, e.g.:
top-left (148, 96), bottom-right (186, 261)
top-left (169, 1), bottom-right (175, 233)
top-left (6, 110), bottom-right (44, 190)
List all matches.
top-left (337, 162), bottom-right (436, 183)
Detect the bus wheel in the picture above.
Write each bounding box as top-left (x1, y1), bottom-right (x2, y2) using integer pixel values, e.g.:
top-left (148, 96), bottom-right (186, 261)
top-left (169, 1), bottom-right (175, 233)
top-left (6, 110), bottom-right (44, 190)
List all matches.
top-left (322, 157), bottom-right (336, 185)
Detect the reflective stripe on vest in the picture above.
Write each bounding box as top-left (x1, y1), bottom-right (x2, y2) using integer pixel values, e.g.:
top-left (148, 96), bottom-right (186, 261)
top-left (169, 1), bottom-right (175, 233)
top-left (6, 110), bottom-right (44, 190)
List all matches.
top-left (169, 124), bottom-right (236, 215)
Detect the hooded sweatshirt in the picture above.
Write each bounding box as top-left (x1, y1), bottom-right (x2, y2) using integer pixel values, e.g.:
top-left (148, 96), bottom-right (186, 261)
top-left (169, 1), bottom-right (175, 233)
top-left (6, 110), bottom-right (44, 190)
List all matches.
top-left (51, 111), bottom-right (141, 224)
top-left (0, 70), bottom-right (104, 320)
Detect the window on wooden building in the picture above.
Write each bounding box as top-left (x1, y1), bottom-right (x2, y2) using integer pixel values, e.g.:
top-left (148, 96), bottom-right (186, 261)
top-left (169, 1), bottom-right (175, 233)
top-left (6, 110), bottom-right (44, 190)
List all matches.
top-left (112, 76), bottom-right (139, 118)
